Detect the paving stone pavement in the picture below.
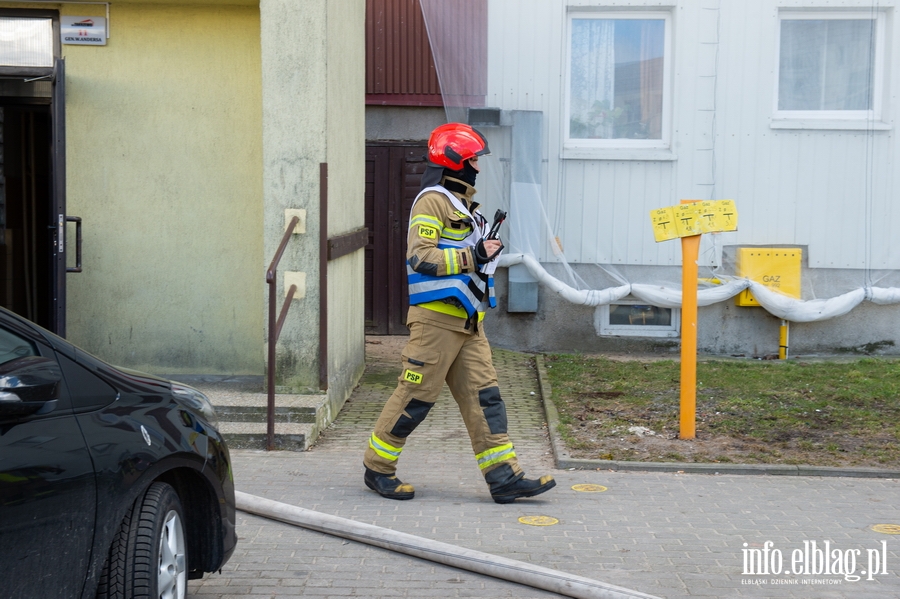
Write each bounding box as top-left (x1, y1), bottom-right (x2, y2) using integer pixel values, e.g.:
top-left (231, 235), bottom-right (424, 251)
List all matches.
top-left (190, 336), bottom-right (900, 599)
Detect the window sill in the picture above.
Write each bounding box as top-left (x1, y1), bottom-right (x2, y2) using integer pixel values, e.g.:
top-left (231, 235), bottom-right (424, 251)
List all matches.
top-left (598, 326), bottom-right (680, 338)
top-left (769, 118), bottom-right (892, 131)
top-left (562, 146), bottom-right (677, 161)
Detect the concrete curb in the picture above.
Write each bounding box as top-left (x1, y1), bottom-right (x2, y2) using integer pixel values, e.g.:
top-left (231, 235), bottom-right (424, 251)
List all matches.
top-left (533, 354), bottom-right (900, 479)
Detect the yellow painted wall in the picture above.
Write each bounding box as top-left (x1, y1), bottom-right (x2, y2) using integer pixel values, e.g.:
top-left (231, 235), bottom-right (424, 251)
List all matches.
top-left (3, 0), bottom-right (367, 394)
top-left (56, 3), bottom-right (263, 374)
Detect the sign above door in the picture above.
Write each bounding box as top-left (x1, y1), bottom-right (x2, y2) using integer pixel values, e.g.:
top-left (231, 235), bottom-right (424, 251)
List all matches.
top-left (61, 16), bottom-right (106, 46)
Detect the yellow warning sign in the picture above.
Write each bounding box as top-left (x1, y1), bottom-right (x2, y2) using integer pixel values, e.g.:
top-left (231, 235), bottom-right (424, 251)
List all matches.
top-left (571, 484), bottom-right (607, 493)
top-left (674, 203), bottom-right (703, 237)
top-left (711, 199), bottom-right (737, 232)
top-left (871, 524), bottom-right (900, 534)
top-left (651, 199), bottom-right (738, 242)
top-left (518, 515), bottom-right (559, 526)
top-left (650, 207), bottom-right (678, 242)
top-left (695, 201), bottom-right (718, 234)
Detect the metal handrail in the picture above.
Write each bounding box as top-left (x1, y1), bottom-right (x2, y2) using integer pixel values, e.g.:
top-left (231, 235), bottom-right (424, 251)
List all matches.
top-left (265, 215), bottom-right (300, 451)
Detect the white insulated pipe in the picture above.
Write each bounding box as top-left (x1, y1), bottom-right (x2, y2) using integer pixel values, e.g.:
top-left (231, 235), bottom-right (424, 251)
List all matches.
top-left (497, 253), bottom-right (900, 320)
top-left (236, 491), bottom-right (662, 599)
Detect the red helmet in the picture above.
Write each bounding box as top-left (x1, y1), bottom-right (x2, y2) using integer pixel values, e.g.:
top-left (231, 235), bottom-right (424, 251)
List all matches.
top-left (427, 123), bottom-right (490, 170)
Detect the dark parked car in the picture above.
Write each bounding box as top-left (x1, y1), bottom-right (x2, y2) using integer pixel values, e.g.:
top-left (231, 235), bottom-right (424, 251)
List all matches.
top-left (0, 307), bottom-right (236, 599)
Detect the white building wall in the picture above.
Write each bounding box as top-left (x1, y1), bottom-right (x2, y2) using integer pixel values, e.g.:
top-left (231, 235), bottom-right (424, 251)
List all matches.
top-left (714, 0), bottom-right (899, 271)
top-left (484, 0), bottom-right (899, 275)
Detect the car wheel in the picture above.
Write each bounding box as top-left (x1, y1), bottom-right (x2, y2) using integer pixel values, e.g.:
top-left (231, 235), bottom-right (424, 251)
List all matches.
top-left (96, 482), bottom-right (188, 599)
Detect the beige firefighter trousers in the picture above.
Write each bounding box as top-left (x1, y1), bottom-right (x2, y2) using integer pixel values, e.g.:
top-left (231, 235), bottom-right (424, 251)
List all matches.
top-left (363, 321), bottom-right (523, 486)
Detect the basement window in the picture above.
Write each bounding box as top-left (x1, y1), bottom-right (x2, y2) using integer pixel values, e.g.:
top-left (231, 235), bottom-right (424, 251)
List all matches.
top-left (598, 301), bottom-right (680, 338)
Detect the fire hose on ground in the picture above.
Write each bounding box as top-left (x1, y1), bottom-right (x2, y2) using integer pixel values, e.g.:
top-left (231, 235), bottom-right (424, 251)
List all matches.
top-left (236, 491), bottom-right (663, 599)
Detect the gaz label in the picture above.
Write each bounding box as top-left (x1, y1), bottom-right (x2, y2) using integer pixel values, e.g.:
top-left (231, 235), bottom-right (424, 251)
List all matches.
top-left (650, 199), bottom-right (738, 242)
top-left (711, 199), bottom-right (737, 232)
top-left (650, 207), bottom-right (678, 242)
top-left (675, 203), bottom-right (703, 236)
top-left (403, 370), bottom-right (424, 384)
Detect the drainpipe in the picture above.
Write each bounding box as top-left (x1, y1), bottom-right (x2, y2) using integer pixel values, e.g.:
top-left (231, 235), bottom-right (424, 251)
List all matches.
top-left (319, 163), bottom-right (328, 390)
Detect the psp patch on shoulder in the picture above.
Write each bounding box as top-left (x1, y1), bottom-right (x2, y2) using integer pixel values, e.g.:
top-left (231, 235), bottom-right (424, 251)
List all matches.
top-left (418, 225), bottom-right (437, 240)
top-left (403, 369), bottom-right (424, 384)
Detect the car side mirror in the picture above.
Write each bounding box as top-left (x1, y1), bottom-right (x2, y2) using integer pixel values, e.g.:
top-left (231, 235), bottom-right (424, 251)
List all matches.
top-left (0, 356), bottom-right (62, 420)
top-left (0, 392), bottom-right (58, 419)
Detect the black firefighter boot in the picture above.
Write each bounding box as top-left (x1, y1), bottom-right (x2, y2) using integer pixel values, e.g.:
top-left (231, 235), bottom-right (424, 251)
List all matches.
top-left (487, 464), bottom-right (557, 504)
top-left (364, 467), bottom-right (415, 500)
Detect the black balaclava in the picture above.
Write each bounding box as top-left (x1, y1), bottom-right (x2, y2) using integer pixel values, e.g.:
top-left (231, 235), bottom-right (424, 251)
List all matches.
top-left (455, 160), bottom-right (478, 186)
top-left (419, 160), bottom-right (478, 192)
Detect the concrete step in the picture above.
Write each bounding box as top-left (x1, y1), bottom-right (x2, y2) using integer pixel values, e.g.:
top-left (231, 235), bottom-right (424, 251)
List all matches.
top-left (217, 421), bottom-right (315, 451)
top-left (212, 395), bottom-right (321, 424)
top-left (212, 394), bottom-right (328, 451)
top-left (171, 377), bottom-right (329, 452)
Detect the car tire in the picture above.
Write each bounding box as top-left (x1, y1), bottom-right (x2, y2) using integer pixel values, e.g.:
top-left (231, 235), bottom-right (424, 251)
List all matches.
top-left (96, 482), bottom-right (188, 599)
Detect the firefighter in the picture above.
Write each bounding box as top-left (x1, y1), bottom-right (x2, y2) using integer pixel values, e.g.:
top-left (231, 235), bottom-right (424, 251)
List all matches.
top-left (363, 122), bottom-right (556, 504)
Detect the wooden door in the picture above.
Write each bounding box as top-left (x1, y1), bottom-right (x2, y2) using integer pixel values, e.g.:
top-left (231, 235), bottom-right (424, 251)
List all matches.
top-left (365, 143), bottom-right (426, 334)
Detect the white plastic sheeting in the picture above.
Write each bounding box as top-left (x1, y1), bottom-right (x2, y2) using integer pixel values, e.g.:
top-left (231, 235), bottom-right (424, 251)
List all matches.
top-left (420, 0), bottom-right (900, 322)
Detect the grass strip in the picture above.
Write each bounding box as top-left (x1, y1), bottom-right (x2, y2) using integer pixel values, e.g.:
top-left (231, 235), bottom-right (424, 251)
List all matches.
top-left (545, 355), bottom-right (900, 467)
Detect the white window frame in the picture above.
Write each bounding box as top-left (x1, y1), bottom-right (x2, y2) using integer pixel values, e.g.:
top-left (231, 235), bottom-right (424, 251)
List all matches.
top-left (597, 300), bottom-right (681, 338)
top-left (562, 10), bottom-right (674, 159)
top-left (772, 10), bottom-right (888, 131)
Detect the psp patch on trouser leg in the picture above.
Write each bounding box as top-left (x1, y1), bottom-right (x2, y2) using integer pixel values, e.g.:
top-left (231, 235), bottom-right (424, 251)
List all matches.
top-left (403, 369), bottom-right (424, 384)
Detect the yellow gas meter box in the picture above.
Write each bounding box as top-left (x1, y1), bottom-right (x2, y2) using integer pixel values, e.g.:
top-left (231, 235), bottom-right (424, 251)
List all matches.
top-left (735, 248), bottom-right (801, 307)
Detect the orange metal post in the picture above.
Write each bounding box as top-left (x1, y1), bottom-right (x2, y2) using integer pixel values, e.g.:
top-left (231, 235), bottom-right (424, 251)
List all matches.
top-left (679, 203), bottom-right (701, 439)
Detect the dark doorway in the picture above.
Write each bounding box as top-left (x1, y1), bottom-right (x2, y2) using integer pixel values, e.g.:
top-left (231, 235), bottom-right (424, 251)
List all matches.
top-left (0, 11), bottom-right (68, 335)
top-left (364, 143), bottom-right (426, 334)
top-left (0, 102), bottom-right (54, 328)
